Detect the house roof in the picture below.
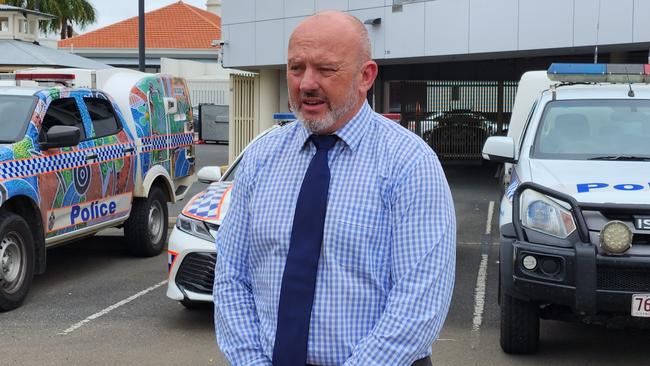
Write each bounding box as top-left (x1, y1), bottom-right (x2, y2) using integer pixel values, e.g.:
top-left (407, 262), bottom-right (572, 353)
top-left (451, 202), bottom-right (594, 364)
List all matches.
top-left (58, 1), bottom-right (220, 50)
top-left (0, 5), bottom-right (56, 19)
top-left (0, 39), bottom-right (110, 69)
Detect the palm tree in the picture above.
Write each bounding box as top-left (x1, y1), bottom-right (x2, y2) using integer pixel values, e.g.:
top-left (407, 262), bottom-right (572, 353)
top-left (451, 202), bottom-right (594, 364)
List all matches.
top-left (4, 0), bottom-right (96, 39)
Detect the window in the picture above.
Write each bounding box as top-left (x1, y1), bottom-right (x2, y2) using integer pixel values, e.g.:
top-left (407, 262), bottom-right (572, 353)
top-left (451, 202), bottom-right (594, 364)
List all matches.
top-left (29, 20), bottom-right (36, 35)
top-left (0, 95), bottom-right (36, 142)
top-left (41, 98), bottom-right (85, 140)
top-left (18, 19), bottom-right (27, 33)
top-left (532, 99), bottom-right (650, 160)
top-left (0, 17), bottom-right (9, 32)
top-left (84, 97), bottom-right (120, 138)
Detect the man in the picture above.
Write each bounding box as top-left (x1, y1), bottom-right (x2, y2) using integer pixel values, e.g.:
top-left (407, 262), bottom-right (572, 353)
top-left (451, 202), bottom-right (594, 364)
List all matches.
top-left (214, 11), bottom-right (455, 366)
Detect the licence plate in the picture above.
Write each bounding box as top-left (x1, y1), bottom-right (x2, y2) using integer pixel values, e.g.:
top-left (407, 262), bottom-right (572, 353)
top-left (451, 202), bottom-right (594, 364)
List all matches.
top-left (631, 294), bottom-right (650, 317)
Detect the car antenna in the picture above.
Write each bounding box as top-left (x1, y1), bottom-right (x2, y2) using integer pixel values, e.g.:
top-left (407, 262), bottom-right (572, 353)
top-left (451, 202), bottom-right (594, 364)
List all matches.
top-left (594, 0), bottom-right (601, 64)
top-left (625, 66), bottom-right (635, 97)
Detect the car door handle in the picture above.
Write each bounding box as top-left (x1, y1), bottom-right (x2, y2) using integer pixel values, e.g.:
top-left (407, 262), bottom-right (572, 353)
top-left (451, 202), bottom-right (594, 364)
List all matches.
top-left (122, 147), bottom-right (135, 153)
top-left (86, 154), bottom-right (98, 161)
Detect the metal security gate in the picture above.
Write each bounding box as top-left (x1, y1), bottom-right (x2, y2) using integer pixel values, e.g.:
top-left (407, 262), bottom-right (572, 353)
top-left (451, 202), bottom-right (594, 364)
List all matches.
top-left (396, 80), bottom-right (517, 161)
top-left (229, 74), bottom-right (258, 164)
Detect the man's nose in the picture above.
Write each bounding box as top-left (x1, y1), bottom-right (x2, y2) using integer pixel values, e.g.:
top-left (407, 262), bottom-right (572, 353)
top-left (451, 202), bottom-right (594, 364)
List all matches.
top-left (300, 67), bottom-right (319, 92)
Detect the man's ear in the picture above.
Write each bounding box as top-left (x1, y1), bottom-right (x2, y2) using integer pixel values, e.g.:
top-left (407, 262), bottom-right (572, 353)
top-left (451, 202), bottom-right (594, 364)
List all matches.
top-left (359, 60), bottom-right (379, 93)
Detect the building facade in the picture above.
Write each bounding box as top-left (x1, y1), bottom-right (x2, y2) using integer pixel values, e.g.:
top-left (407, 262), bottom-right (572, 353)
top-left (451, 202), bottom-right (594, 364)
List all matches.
top-left (220, 0), bottom-right (650, 159)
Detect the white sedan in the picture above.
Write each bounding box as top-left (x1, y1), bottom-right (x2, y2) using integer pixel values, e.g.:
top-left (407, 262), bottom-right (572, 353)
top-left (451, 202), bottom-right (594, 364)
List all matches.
top-left (166, 127), bottom-right (276, 308)
top-left (167, 125), bottom-right (279, 308)
top-left (166, 171), bottom-right (233, 307)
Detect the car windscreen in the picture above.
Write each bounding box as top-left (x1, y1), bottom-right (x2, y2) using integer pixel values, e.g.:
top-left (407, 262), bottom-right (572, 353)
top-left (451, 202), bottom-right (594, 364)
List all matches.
top-left (531, 99), bottom-right (650, 161)
top-left (0, 95), bottom-right (37, 143)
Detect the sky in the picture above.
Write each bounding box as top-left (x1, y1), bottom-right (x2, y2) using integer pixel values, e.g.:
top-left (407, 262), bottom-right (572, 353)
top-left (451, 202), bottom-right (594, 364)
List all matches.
top-left (82, 0), bottom-right (208, 33)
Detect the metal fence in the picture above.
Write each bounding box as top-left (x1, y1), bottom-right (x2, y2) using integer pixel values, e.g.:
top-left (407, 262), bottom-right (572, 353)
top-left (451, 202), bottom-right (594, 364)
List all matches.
top-left (397, 80), bottom-right (518, 161)
top-left (186, 79), bottom-right (230, 106)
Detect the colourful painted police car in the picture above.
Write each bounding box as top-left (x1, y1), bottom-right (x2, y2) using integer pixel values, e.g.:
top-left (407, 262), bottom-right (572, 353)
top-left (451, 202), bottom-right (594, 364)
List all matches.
top-left (0, 69), bottom-right (196, 311)
top-left (166, 126), bottom-right (278, 308)
top-left (483, 64), bottom-right (650, 354)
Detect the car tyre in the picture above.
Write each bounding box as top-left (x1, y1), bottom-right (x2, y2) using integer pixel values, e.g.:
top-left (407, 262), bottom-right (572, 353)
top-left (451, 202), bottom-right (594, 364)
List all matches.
top-left (125, 185), bottom-right (168, 257)
top-left (500, 292), bottom-right (540, 354)
top-left (0, 212), bottom-right (35, 311)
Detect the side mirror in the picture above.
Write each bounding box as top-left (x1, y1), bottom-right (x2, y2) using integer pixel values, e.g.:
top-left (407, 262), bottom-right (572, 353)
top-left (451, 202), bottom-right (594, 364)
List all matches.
top-left (482, 136), bottom-right (516, 163)
top-left (40, 125), bottom-right (81, 150)
top-left (197, 166), bottom-right (222, 184)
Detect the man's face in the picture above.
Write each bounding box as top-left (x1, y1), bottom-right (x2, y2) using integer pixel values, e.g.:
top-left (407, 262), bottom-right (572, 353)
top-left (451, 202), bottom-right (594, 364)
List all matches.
top-left (287, 24), bottom-right (361, 134)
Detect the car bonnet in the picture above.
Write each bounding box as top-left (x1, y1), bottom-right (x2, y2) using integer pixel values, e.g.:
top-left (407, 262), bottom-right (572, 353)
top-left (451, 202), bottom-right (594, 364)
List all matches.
top-left (529, 159), bottom-right (650, 205)
top-left (180, 181), bottom-right (233, 225)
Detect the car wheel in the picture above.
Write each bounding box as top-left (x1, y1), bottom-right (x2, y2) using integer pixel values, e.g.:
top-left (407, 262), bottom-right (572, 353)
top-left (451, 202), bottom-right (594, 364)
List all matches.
top-left (500, 292), bottom-right (540, 354)
top-left (0, 212), bottom-right (34, 311)
top-left (181, 299), bottom-right (212, 310)
top-left (125, 185), bottom-right (168, 257)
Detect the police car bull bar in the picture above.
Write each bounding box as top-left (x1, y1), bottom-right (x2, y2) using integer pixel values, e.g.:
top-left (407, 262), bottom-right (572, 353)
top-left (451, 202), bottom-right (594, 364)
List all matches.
top-left (512, 182), bottom-right (650, 313)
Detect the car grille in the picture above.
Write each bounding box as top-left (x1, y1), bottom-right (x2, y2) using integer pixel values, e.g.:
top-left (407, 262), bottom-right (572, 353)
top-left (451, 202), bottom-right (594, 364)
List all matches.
top-left (597, 266), bottom-right (650, 292)
top-left (176, 252), bottom-right (216, 295)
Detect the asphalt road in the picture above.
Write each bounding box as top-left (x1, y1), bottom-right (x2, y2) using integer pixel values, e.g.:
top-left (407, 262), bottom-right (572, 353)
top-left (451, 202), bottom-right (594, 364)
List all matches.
top-left (2, 147), bottom-right (650, 365)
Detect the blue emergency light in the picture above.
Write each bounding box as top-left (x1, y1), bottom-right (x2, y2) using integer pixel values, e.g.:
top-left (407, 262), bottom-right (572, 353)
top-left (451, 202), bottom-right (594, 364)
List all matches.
top-left (547, 63), bottom-right (650, 83)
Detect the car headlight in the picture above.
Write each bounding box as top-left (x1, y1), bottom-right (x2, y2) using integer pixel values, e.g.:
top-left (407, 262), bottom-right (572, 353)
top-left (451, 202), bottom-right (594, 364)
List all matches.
top-left (176, 214), bottom-right (214, 242)
top-left (520, 189), bottom-right (576, 239)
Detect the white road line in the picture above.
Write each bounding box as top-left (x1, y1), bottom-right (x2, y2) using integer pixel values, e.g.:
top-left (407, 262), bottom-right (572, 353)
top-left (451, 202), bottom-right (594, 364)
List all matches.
top-left (471, 254), bottom-right (489, 335)
top-left (485, 200), bottom-right (495, 235)
top-left (470, 201), bottom-right (495, 348)
top-left (59, 280), bottom-right (167, 335)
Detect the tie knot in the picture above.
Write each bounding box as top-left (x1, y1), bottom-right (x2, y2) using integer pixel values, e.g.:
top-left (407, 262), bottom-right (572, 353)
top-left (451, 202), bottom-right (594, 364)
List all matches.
top-left (310, 134), bottom-right (338, 151)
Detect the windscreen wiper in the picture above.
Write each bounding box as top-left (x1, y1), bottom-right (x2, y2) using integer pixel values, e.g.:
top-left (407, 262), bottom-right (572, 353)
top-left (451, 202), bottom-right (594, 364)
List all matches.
top-left (588, 155), bottom-right (650, 161)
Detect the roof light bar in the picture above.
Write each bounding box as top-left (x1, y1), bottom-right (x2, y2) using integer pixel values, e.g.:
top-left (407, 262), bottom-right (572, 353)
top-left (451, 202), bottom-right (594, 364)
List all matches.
top-left (548, 63), bottom-right (649, 83)
top-left (15, 73), bottom-right (75, 81)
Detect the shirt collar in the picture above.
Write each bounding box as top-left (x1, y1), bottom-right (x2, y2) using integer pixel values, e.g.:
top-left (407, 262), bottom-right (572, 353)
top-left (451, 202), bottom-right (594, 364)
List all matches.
top-left (295, 101), bottom-right (372, 153)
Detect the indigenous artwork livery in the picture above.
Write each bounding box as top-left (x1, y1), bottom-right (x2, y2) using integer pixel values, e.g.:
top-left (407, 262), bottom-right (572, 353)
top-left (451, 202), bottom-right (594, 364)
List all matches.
top-left (0, 68), bottom-right (196, 311)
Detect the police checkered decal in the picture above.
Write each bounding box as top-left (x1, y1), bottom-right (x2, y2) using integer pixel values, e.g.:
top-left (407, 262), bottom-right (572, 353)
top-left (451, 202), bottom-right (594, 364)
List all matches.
top-left (0, 150), bottom-right (84, 180)
top-left (506, 169), bottom-right (520, 200)
top-left (184, 182), bottom-right (230, 219)
top-left (141, 133), bottom-right (193, 153)
top-left (95, 144), bottom-right (131, 161)
top-left (0, 143), bottom-right (134, 181)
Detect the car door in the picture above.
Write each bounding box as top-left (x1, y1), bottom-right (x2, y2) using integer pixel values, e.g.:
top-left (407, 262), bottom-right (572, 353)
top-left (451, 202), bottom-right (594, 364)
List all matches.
top-left (38, 95), bottom-right (102, 239)
top-left (82, 95), bottom-right (135, 204)
top-left (146, 78), bottom-right (170, 170)
top-left (165, 76), bottom-right (194, 180)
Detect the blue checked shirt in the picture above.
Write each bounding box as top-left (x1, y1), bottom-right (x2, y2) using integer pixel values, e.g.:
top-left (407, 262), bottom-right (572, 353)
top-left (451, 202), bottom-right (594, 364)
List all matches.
top-left (214, 101), bottom-right (456, 366)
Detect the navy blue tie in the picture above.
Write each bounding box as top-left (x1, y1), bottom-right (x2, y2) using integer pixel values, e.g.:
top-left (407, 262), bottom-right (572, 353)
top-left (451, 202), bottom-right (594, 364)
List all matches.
top-left (272, 134), bottom-right (338, 366)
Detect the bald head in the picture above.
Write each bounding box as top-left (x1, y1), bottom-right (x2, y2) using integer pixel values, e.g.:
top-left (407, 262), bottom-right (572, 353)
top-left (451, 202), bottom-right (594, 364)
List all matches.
top-left (286, 10), bottom-right (378, 134)
top-left (290, 11), bottom-right (372, 67)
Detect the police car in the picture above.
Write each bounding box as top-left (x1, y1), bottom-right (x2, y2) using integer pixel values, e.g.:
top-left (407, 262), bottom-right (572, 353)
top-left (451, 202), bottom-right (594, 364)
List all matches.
top-left (0, 69), bottom-right (196, 311)
top-left (166, 126), bottom-right (278, 308)
top-left (483, 63), bottom-right (650, 354)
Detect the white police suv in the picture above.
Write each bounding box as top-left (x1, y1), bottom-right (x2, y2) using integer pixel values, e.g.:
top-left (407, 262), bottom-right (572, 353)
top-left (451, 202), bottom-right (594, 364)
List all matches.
top-left (483, 63), bottom-right (650, 354)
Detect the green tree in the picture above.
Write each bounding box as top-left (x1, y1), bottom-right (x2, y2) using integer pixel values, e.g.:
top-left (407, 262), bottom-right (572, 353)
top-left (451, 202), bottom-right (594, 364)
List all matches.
top-left (5, 0), bottom-right (96, 39)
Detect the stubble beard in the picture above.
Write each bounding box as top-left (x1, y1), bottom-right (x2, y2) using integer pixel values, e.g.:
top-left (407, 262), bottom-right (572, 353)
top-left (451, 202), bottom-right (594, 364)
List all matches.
top-left (290, 83), bottom-right (359, 134)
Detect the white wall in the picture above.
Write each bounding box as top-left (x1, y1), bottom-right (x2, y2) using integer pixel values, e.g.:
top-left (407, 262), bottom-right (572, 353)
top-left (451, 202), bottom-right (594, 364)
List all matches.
top-left (222, 0), bottom-right (649, 68)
